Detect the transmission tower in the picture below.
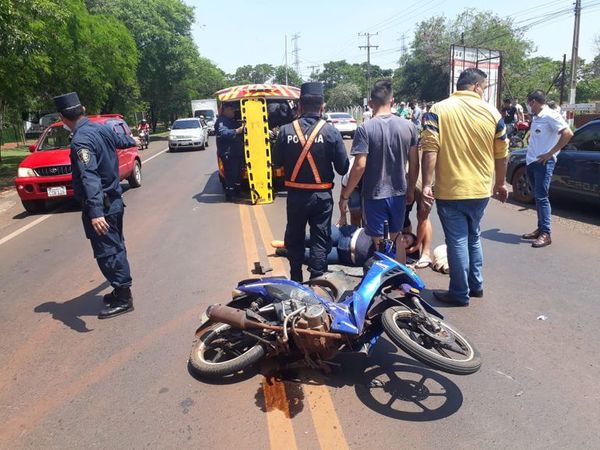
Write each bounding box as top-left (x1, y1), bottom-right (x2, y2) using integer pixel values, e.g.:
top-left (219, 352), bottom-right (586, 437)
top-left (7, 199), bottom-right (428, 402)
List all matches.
top-left (398, 33), bottom-right (407, 68)
top-left (291, 33), bottom-right (301, 76)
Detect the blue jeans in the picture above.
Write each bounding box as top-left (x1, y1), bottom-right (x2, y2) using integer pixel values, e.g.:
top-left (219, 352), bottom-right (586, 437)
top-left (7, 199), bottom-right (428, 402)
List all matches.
top-left (526, 159), bottom-right (555, 234)
top-left (437, 198), bottom-right (490, 304)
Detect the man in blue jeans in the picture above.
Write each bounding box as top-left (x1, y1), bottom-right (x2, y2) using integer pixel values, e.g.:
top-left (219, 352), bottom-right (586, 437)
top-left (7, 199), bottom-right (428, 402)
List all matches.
top-left (522, 90), bottom-right (573, 248)
top-left (421, 68), bottom-right (509, 306)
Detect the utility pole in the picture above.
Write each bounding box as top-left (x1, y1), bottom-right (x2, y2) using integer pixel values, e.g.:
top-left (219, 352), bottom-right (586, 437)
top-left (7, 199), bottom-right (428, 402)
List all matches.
top-left (284, 34), bottom-right (288, 85)
top-left (291, 33), bottom-right (301, 76)
top-left (307, 65), bottom-right (320, 81)
top-left (568, 0), bottom-right (581, 125)
top-left (358, 32), bottom-right (379, 96)
top-left (560, 53), bottom-right (567, 106)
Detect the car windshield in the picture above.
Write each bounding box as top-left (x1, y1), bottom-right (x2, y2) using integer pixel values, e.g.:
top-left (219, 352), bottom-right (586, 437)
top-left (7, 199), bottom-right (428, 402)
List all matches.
top-left (330, 113), bottom-right (352, 119)
top-left (38, 126), bottom-right (72, 151)
top-left (172, 119), bottom-right (200, 129)
top-left (196, 110), bottom-right (214, 120)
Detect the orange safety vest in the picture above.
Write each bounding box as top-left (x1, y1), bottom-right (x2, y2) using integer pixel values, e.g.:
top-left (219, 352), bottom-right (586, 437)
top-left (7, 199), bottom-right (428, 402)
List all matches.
top-left (284, 119), bottom-right (333, 190)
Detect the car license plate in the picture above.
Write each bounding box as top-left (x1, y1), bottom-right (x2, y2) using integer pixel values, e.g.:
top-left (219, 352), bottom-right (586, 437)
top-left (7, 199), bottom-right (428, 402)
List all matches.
top-left (47, 186), bottom-right (67, 197)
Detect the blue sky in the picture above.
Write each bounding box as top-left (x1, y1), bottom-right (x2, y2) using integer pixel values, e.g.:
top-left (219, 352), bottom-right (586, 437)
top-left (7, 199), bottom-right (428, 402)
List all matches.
top-left (187, 0), bottom-right (600, 76)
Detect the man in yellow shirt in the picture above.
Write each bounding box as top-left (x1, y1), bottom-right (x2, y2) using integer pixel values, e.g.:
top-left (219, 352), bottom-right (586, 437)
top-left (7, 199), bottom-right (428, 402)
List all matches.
top-left (420, 68), bottom-right (509, 306)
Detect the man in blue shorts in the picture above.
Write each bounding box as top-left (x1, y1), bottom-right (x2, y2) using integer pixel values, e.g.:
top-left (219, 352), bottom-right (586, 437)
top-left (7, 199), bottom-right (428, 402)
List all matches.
top-left (339, 79), bottom-right (419, 263)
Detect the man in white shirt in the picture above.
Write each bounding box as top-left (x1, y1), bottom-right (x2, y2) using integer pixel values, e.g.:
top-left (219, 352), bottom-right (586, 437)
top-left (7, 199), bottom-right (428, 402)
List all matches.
top-left (513, 98), bottom-right (525, 122)
top-left (522, 90), bottom-right (573, 248)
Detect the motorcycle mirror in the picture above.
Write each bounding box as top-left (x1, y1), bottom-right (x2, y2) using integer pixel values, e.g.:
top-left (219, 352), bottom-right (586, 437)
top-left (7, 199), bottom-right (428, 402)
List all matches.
top-left (28, 144), bottom-right (36, 152)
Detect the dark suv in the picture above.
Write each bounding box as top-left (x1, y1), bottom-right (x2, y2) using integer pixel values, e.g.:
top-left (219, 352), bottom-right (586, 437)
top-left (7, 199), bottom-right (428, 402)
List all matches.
top-left (507, 119), bottom-right (600, 204)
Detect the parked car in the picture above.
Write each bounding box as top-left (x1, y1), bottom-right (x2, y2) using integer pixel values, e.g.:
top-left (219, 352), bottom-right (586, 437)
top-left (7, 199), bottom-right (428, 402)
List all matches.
top-left (168, 118), bottom-right (209, 152)
top-left (15, 114), bottom-right (142, 214)
top-left (507, 119), bottom-right (600, 204)
top-left (324, 112), bottom-right (357, 138)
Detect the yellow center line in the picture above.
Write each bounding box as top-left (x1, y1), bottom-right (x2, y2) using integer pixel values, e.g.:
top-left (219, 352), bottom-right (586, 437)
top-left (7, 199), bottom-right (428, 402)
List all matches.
top-left (251, 205), bottom-right (349, 450)
top-left (238, 205), bottom-right (298, 450)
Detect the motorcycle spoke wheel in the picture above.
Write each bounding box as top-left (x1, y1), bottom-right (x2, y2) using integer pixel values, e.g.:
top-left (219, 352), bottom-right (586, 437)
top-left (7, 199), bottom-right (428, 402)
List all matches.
top-left (382, 307), bottom-right (482, 375)
top-left (189, 323), bottom-right (265, 378)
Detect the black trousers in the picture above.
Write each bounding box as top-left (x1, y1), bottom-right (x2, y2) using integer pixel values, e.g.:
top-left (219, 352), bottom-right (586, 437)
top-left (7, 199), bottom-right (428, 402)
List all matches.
top-left (220, 150), bottom-right (244, 196)
top-left (82, 209), bottom-right (132, 289)
top-left (284, 190), bottom-right (333, 282)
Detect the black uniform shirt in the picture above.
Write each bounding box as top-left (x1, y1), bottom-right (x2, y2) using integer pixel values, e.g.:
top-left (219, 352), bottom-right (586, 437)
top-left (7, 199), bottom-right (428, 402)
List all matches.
top-left (276, 113), bottom-right (349, 189)
top-left (70, 117), bottom-right (136, 218)
top-left (215, 116), bottom-right (244, 157)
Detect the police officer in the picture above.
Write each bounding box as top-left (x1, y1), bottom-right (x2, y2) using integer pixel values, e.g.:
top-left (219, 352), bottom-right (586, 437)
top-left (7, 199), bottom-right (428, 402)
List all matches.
top-left (53, 92), bottom-right (136, 319)
top-left (276, 82), bottom-right (349, 282)
top-left (214, 103), bottom-right (244, 202)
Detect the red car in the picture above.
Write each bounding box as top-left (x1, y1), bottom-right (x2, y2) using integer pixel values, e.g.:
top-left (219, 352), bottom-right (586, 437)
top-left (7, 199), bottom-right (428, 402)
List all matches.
top-left (15, 114), bottom-right (142, 213)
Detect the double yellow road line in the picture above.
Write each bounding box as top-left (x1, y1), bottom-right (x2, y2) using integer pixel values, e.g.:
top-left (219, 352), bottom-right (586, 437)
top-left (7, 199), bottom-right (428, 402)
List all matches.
top-left (238, 204), bottom-right (349, 450)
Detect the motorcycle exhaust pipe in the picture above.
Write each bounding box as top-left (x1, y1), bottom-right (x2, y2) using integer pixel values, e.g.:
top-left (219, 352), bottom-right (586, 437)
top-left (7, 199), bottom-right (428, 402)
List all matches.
top-left (207, 304), bottom-right (268, 331)
top-left (206, 304), bottom-right (345, 340)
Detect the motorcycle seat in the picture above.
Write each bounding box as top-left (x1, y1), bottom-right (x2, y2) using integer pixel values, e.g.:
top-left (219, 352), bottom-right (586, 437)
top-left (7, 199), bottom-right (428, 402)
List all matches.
top-left (305, 271), bottom-right (360, 303)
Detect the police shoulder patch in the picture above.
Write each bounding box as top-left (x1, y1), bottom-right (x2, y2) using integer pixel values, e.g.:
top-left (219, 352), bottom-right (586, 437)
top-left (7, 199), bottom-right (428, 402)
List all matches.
top-left (77, 148), bottom-right (91, 165)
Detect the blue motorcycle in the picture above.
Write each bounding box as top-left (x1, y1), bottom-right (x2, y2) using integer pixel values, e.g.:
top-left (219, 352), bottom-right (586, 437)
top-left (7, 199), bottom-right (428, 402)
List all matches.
top-left (189, 223), bottom-right (481, 378)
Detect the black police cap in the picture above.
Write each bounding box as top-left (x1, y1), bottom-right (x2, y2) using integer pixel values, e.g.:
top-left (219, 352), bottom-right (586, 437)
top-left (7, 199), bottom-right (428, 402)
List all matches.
top-left (53, 92), bottom-right (81, 112)
top-left (300, 82), bottom-right (324, 98)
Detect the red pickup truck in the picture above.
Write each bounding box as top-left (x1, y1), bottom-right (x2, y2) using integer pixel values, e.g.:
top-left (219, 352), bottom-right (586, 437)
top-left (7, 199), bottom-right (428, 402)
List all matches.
top-left (15, 114), bottom-right (142, 213)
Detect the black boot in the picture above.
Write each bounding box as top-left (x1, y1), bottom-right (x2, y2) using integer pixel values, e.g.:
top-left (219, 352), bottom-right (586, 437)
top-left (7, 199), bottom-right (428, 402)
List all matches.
top-left (98, 287), bottom-right (134, 319)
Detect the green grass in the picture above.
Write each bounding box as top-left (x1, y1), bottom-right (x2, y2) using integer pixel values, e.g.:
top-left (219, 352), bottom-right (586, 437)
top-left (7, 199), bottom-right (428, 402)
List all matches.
top-left (0, 147), bottom-right (30, 190)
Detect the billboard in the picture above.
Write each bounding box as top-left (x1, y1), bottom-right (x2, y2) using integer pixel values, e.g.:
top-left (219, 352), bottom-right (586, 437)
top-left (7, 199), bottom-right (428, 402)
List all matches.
top-left (449, 45), bottom-right (502, 109)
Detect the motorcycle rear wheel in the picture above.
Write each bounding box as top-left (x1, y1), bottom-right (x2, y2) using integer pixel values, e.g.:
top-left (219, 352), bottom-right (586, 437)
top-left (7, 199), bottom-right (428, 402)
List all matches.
top-left (189, 323), bottom-right (265, 378)
top-left (382, 306), bottom-right (481, 375)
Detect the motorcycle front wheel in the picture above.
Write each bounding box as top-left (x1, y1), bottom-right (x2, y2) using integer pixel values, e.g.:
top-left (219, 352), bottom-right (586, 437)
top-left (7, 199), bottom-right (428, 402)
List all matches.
top-left (189, 323), bottom-right (265, 378)
top-left (382, 306), bottom-right (481, 375)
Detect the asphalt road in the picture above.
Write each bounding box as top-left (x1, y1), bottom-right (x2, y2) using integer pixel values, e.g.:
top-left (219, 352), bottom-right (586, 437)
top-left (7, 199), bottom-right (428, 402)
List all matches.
top-left (1, 136), bottom-right (599, 449)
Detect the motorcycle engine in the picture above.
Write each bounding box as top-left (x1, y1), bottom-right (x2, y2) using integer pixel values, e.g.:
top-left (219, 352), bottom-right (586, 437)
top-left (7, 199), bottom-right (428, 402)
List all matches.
top-left (291, 304), bottom-right (338, 362)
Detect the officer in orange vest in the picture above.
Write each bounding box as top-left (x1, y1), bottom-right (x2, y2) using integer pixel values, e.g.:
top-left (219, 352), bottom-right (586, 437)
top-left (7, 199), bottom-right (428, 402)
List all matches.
top-left (276, 82), bottom-right (349, 282)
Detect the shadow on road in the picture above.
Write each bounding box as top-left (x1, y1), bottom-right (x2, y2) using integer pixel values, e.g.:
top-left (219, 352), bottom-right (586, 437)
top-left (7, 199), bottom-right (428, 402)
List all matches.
top-left (34, 281), bottom-right (110, 332)
top-left (481, 227), bottom-right (524, 245)
top-left (192, 336), bottom-right (463, 421)
top-left (508, 192), bottom-right (600, 227)
top-left (193, 171), bottom-right (226, 204)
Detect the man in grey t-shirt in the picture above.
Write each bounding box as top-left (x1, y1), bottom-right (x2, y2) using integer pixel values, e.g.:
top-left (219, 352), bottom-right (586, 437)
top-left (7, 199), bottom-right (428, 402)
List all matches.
top-left (339, 79), bottom-right (419, 263)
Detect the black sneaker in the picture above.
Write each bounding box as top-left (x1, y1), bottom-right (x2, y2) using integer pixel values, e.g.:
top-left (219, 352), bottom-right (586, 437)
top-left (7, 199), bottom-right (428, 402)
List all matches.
top-left (469, 289), bottom-right (484, 298)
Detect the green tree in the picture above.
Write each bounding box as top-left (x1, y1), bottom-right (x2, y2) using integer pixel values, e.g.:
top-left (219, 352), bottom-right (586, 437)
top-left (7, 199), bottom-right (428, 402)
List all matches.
top-left (394, 10), bottom-right (534, 102)
top-left (326, 82), bottom-right (361, 109)
top-left (272, 66), bottom-right (302, 86)
top-left (85, 0), bottom-right (212, 127)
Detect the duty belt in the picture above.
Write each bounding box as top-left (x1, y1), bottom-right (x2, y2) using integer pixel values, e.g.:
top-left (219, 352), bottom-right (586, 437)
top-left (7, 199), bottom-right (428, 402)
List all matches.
top-left (284, 119), bottom-right (332, 190)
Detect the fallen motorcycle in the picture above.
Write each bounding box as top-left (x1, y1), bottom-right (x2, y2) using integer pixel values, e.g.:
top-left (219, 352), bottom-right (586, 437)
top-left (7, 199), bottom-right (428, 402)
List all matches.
top-left (189, 222), bottom-right (481, 379)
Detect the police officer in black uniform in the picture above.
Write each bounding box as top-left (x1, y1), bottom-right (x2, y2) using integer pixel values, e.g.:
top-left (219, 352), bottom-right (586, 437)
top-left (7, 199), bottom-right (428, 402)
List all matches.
top-left (276, 82), bottom-right (349, 282)
top-left (214, 103), bottom-right (244, 202)
top-left (53, 92), bottom-right (136, 319)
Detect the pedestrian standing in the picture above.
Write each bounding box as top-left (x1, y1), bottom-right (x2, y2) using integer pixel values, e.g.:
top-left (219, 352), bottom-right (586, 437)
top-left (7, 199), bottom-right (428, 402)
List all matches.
top-left (340, 79), bottom-right (419, 264)
top-left (420, 68), bottom-right (509, 306)
top-left (513, 98), bottom-right (525, 122)
top-left (409, 101), bottom-right (422, 130)
top-left (277, 82), bottom-right (349, 282)
top-left (215, 103), bottom-right (245, 202)
top-left (53, 92), bottom-right (136, 319)
top-left (521, 90), bottom-right (573, 248)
